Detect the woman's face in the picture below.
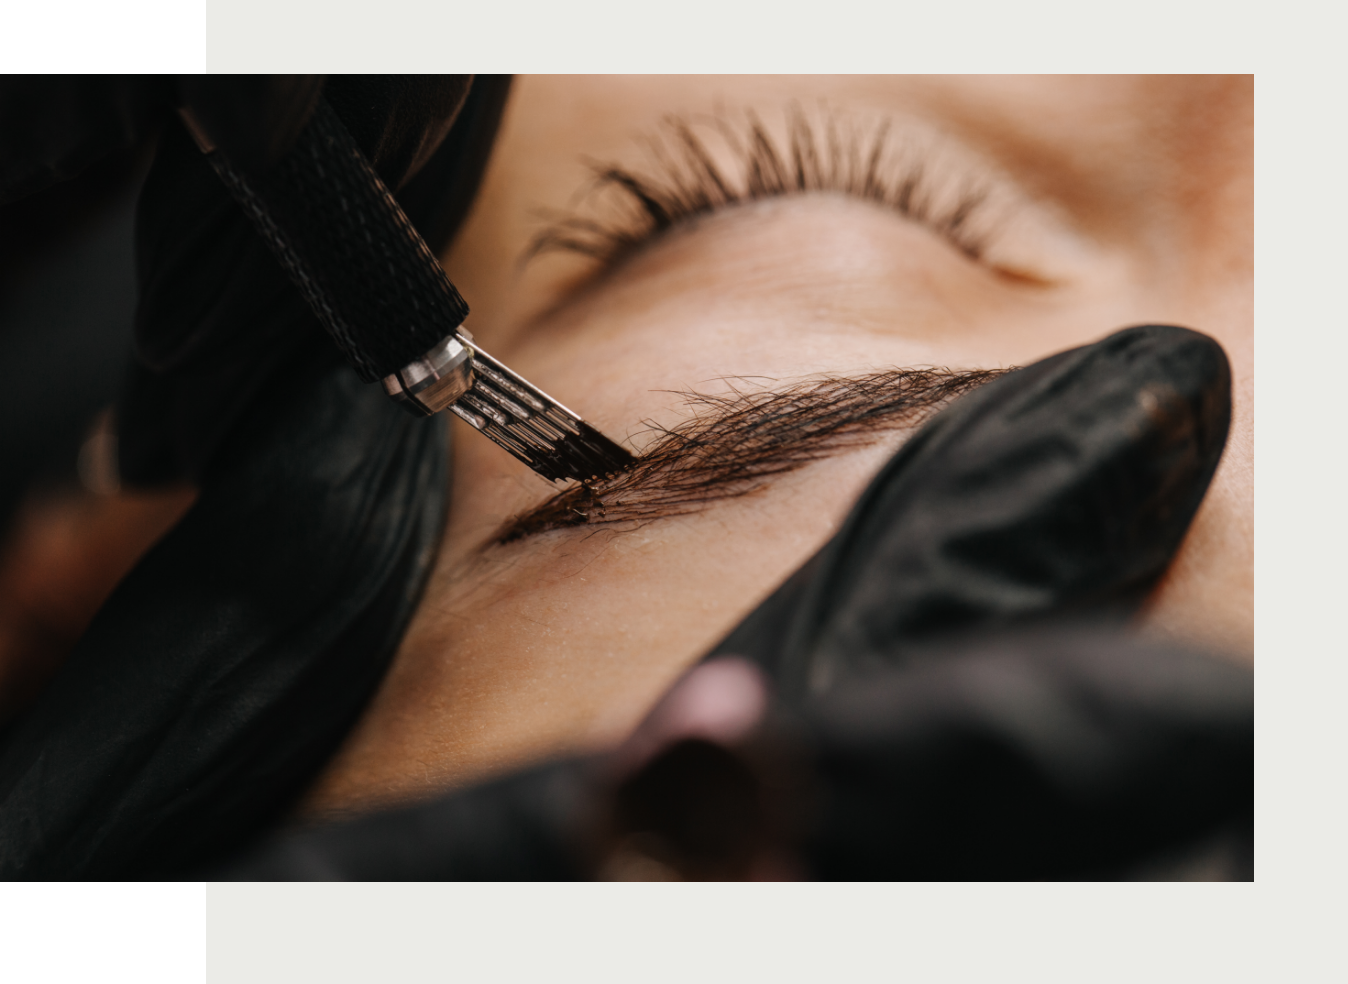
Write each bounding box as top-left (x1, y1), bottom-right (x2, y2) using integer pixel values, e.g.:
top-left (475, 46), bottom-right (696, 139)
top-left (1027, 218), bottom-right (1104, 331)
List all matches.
top-left (301, 75), bottom-right (1253, 817)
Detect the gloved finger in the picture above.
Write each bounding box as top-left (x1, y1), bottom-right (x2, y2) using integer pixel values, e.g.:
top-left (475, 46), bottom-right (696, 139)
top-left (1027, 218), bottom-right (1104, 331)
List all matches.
top-left (802, 628), bottom-right (1253, 879)
top-left (712, 324), bottom-right (1232, 699)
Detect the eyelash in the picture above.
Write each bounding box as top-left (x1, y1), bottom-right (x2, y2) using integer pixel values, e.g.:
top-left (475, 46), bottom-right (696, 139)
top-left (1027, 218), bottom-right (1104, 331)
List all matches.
top-left (527, 107), bottom-right (1000, 269)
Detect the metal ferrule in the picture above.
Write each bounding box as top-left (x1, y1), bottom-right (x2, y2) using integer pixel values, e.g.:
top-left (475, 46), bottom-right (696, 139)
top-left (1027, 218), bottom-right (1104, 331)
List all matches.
top-left (381, 328), bottom-right (634, 482)
top-left (381, 332), bottom-right (475, 417)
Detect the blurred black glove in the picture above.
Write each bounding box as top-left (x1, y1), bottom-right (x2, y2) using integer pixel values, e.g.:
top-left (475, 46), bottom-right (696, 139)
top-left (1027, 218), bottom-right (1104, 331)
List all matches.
top-left (595, 631), bottom-right (1251, 882)
top-left (0, 77), bottom-right (515, 879)
top-left (218, 630), bottom-right (1252, 882)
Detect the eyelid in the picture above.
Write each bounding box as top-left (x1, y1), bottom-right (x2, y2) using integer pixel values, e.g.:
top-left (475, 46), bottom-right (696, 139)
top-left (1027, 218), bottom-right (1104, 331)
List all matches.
top-left (526, 106), bottom-right (1013, 277)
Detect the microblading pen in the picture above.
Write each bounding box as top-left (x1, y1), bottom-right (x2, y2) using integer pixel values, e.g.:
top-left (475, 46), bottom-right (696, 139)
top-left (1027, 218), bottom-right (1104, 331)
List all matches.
top-left (178, 96), bottom-right (633, 484)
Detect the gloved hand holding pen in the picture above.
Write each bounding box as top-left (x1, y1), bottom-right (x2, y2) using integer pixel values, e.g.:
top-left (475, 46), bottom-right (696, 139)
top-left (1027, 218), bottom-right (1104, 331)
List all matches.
top-left (0, 76), bottom-right (514, 877)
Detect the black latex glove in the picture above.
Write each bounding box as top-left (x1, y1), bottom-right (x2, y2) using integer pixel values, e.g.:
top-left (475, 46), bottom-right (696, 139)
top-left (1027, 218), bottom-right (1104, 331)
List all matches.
top-left (710, 323), bottom-right (1231, 698)
top-left (217, 325), bottom-right (1252, 881)
top-left (126, 75), bottom-right (489, 484)
top-left (584, 630), bottom-right (1253, 882)
top-left (0, 75), bottom-right (505, 483)
top-left (219, 632), bottom-right (1253, 883)
top-left (0, 77), bottom-right (514, 879)
top-left (797, 629), bottom-right (1253, 880)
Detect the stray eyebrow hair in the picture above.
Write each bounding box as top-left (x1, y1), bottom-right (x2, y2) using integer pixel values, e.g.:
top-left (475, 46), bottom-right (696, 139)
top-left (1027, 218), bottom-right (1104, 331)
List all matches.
top-left (490, 367), bottom-right (1003, 546)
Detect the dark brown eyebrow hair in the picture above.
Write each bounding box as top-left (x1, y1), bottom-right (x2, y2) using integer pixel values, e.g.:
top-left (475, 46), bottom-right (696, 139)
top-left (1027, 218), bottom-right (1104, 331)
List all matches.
top-left (489, 367), bottom-right (1004, 546)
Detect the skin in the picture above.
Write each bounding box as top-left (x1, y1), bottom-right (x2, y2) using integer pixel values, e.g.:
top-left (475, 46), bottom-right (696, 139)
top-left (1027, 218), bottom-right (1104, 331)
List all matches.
top-left (297, 75), bottom-right (1253, 819)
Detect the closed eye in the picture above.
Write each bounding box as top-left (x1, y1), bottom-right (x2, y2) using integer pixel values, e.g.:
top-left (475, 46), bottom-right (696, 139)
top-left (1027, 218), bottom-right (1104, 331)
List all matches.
top-left (526, 104), bottom-right (1015, 277)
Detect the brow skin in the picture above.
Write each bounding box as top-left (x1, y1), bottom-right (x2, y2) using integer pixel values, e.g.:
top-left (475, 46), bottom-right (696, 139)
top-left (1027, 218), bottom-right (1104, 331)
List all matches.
top-left (490, 368), bottom-right (1003, 546)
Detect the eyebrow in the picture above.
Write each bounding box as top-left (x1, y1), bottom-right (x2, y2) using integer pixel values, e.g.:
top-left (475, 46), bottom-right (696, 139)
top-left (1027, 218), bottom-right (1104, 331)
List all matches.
top-left (488, 367), bottom-right (1003, 546)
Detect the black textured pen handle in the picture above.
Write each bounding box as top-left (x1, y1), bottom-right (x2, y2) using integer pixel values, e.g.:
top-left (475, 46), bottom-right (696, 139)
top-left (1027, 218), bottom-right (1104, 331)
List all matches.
top-left (186, 98), bottom-right (469, 382)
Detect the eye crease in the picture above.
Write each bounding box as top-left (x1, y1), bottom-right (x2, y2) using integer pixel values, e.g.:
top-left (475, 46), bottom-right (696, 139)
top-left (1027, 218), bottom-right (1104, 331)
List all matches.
top-left (489, 367), bottom-right (1004, 546)
top-left (526, 106), bottom-right (1015, 276)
